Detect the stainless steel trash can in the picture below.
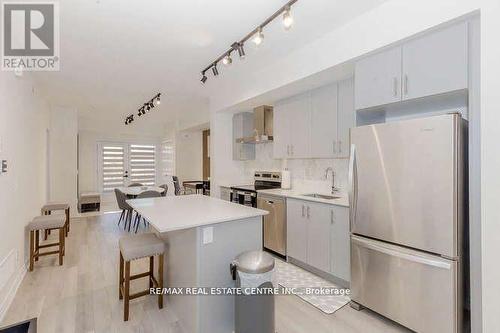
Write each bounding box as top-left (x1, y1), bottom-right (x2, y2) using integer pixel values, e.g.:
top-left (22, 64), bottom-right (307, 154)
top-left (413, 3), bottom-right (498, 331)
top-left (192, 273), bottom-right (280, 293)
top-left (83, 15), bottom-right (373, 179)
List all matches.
top-left (230, 250), bottom-right (275, 333)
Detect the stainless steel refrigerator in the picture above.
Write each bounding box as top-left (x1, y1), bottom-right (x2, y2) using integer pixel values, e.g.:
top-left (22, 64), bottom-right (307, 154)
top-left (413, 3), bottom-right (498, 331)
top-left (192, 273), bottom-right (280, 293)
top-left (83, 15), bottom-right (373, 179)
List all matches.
top-left (348, 113), bottom-right (466, 333)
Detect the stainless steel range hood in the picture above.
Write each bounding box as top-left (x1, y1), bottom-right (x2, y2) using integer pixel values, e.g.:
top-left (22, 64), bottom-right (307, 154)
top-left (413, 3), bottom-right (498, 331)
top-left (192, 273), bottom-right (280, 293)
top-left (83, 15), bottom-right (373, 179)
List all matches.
top-left (236, 105), bottom-right (274, 144)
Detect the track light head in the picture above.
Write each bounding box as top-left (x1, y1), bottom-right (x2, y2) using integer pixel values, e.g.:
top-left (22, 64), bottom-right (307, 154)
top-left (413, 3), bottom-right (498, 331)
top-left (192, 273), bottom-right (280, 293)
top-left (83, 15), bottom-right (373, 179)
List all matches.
top-left (232, 42), bottom-right (245, 59)
top-left (212, 64), bottom-right (219, 76)
top-left (222, 53), bottom-right (232, 66)
top-left (156, 97), bottom-right (161, 105)
top-left (282, 6), bottom-right (293, 30)
top-left (201, 72), bottom-right (208, 83)
top-left (253, 27), bottom-right (264, 46)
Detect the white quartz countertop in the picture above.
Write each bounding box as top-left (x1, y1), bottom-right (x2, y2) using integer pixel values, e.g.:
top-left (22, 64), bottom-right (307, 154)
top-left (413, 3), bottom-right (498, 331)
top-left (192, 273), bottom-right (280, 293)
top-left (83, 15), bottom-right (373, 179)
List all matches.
top-left (127, 194), bottom-right (268, 233)
top-left (257, 189), bottom-right (350, 207)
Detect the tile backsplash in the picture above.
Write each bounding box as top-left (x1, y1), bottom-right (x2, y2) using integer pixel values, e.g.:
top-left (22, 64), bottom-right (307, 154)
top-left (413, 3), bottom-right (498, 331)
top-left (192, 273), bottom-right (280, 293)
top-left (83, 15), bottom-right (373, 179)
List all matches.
top-left (243, 143), bottom-right (349, 193)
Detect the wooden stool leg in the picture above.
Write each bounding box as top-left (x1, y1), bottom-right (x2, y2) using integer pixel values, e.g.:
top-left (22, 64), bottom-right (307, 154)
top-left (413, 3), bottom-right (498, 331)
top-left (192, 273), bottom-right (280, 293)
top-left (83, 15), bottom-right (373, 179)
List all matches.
top-left (44, 229), bottom-right (48, 240)
top-left (66, 207), bottom-right (70, 236)
top-left (62, 226), bottom-right (66, 256)
top-left (119, 253), bottom-right (124, 300)
top-left (149, 256), bottom-right (154, 289)
top-left (158, 254), bottom-right (164, 309)
top-left (59, 227), bottom-right (64, 266)
top-left (35, 230), bottom-right (40, 261)
top-left (29, 231), bottom-right (34, 271)
top-left (124, 261), bottom-right (130, 321)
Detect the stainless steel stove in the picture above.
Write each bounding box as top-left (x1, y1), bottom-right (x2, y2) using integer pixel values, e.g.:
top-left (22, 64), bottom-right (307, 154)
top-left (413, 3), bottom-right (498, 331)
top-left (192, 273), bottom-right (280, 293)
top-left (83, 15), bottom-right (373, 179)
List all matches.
top-left (230, 171), bottom-right (281, 207)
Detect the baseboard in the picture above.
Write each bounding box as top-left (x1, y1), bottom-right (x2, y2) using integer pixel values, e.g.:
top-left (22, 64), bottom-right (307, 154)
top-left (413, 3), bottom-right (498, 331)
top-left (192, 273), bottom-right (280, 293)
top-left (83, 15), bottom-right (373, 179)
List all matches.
top-left (287, 256), bottom-right (350, 288)
top-left (0, 261), bottom-right (27, 323)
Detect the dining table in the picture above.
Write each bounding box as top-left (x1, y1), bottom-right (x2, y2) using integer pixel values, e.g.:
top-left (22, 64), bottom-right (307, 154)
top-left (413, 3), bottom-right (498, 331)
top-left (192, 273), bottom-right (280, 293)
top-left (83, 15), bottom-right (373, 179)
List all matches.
top-left (117, 186), bottom-right (165, 198)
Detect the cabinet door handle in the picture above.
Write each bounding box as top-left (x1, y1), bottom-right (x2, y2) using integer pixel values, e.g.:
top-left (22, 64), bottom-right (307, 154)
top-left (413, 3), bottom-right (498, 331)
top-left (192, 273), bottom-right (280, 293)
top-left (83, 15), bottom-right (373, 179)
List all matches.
top-left (291, 145), bottom-right (294, 156)
top-left (330, 210), bottom-right (334, 224)
top-left (393, 77), bottom-right (398, 97)
top-left (302, 205), bottom-right (305, 217)
top-left (306, 206), bottom-right (310, 219)
top-left (404, 74), bottom-right (408, 95)
top-left (287, 145), bottom-right (290, 156)
top-left (338, 140), bottom-right (342, 154)
top-left (333, 140), bottom-right (337, 154)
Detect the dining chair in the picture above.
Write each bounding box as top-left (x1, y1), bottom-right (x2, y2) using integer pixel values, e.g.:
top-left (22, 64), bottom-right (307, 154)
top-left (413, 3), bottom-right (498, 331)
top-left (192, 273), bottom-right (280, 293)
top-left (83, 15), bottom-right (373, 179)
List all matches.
top-left (133, 191), bottom-right (161, 233)
top-left (128, 183), bottom-right (143, 187)
top-left (159, 184), bottom-right (168, 197)
top-left (115, 188), bottom-right (134, 230)
top-left (172, 176), bottom-right (186, 196)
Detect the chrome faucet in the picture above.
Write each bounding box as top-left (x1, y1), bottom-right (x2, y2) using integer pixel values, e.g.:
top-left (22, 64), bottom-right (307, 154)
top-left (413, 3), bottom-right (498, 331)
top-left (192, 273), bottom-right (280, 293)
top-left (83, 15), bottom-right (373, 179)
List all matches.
top-left (325, 167), bottom-right (340, 194)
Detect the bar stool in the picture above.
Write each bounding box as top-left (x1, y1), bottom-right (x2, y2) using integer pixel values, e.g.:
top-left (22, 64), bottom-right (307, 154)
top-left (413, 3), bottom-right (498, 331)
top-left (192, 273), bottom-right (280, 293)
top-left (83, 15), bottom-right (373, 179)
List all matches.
top-left (118, 233), bottom-right (165, 321)
top-left (28, 215), bottom-right (66, 271)
top-left (41, 202), bottom-right (70, 239)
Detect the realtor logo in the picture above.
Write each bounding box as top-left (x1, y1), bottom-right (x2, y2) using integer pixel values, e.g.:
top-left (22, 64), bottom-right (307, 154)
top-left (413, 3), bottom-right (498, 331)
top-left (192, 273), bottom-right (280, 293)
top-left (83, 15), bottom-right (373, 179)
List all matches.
top-left (2, 2), bottom-right (60, 71)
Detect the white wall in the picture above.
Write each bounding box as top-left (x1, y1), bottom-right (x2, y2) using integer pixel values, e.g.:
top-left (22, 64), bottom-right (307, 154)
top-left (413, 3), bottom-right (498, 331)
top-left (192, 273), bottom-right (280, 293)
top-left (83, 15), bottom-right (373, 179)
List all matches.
top-left (209, 1), bottom-right (500, 331)
top-left (49, 107), bottom-right (78, 212)
top-left (175, 130), bottom-right (203, 184)
top-left (0, 72), bottom-right (50, 320)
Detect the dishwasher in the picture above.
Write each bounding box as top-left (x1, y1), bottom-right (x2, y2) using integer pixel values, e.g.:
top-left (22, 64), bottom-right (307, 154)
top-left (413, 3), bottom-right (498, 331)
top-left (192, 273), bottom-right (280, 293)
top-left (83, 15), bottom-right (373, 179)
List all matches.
top-left (257, 194), bottom-right (286, 257)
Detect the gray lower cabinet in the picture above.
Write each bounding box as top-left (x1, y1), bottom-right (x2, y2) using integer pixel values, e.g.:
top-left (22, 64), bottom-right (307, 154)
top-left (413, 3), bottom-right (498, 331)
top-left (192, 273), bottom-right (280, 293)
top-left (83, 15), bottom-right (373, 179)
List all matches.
top-left (306, 201), bottom-right (331, 273)
top-left (287, 198), bottom-right (350, 282)
top-left (287, 199), bottom-right (307, 263)
top-left (330, 206), bottom-right (350, 281)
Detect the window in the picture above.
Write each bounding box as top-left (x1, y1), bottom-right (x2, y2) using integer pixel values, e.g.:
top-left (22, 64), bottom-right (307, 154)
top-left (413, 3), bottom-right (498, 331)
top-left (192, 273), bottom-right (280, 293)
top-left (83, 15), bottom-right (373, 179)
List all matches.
top-left (101, 144), bottom-right (126, 192)
top-left (129, 144), bottom-right (156, 186)
top-left (98, 142), bottom-right (157, 192)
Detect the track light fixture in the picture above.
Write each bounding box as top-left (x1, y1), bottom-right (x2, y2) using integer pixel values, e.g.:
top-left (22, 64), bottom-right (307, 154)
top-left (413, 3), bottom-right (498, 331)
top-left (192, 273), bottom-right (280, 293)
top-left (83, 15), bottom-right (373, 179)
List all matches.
top-left (232, 42), bottom-right (246, 59)
top-left (125, 93), bottom-right (161, 125)
top-left (253, 27), bottom-right (264, 46)
top-left (200, 0), bottom-right (298, 84)
top-left (222, 53), bottom-right (232, 66)
top-left (282, 6), bottom-right (293, 30)
top-left (201, 71), bottom-right (208, 83)
top-left (212, 64), bottom-right (219, 76)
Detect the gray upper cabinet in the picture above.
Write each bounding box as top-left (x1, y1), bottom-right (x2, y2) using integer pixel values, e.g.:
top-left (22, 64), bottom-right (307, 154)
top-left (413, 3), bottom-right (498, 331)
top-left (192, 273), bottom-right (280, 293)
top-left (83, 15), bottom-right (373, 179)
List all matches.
top-left (232, 112), bottom-right (255, 160)
top-left (310, 84), bottom-right (338, 158)
top-left (273, 79), bottom-right (354, 159)
top-left (355, 22), bottom-right (468, 110)
top-left (402, 22), bottom-right (468, 100)
top-left (273, 93), bottom-right (310, 159)
top-left (336, 78), bottom-right (355, 158)
top-left (355, 46), bottom-right (402, 110)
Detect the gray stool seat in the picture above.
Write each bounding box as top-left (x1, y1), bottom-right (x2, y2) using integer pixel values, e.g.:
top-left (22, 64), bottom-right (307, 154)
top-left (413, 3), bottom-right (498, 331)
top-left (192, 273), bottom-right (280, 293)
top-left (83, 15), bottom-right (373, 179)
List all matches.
top-left (119, 233), bottom-right (165, 261)
top-left (28, 215), bottom-right (66, 230)
top-left (41, 202), bottom-right (70, 211)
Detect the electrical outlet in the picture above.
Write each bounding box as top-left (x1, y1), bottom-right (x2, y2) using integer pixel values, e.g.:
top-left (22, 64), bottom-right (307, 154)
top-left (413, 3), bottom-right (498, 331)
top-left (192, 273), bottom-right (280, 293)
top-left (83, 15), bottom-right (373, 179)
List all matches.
top-left (1, 160), bottom-right (7, 173)
top-left (202, 227), bottom-right (213, 244)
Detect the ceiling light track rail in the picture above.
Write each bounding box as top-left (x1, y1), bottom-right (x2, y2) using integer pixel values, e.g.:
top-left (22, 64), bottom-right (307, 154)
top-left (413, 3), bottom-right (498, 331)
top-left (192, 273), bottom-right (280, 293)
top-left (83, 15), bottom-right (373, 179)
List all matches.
top-left (200, 0), bottom-right (298, 83)
top-left (124, 92), bottom-right (161, 125)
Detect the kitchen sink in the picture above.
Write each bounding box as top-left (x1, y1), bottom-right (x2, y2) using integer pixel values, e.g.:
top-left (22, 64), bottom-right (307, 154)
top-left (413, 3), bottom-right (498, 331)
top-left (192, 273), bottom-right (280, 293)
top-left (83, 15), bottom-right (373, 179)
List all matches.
top-left (302, 193), bottom-right (341, 200)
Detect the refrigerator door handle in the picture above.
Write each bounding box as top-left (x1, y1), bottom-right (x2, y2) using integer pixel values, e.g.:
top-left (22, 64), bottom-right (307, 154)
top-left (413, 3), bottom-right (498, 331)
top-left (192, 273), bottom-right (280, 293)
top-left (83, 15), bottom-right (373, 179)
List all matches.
top-left (351, 236), bottom-right (452, 269)
top-left (348, 144), bottom-right (357, 230)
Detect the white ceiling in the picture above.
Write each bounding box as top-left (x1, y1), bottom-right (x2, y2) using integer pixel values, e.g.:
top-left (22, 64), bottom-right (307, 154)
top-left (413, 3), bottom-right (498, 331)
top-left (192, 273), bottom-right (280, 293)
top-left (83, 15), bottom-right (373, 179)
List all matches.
top-left (32, 0), bottom-right (387, 131)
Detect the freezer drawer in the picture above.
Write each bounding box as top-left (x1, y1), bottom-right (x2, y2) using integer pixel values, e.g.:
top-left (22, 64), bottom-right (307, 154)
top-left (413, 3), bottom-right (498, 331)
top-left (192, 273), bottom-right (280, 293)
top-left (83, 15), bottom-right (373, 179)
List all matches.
top-left (351, 235), bottom-right (461, 333)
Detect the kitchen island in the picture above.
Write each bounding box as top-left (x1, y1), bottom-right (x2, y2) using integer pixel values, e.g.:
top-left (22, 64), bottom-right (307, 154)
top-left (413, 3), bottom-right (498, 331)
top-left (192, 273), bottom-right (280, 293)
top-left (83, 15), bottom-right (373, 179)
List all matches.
top-left (127, 194), bottom-right (268, 333)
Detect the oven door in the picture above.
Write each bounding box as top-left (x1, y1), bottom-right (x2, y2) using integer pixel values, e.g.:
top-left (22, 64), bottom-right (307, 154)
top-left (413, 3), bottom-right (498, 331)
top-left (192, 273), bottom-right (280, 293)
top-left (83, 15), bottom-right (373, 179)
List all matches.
top-left (231, 189), bottom-right (257, 207)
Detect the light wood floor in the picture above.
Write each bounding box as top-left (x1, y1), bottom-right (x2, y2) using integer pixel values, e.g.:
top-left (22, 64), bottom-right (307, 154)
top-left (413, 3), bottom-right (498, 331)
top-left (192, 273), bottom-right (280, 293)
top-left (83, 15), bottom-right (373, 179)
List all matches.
top-left (1, 213), bottom-right (409, 333)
